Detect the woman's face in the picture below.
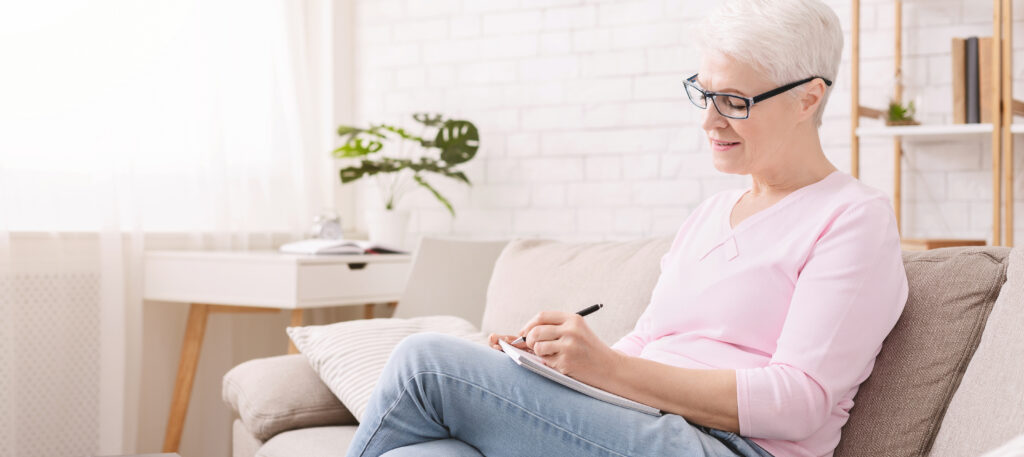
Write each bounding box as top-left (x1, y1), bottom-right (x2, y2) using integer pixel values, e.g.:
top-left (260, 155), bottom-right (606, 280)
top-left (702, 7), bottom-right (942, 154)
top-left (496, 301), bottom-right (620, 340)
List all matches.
top-left (696, 53), bottom-right (814, 177)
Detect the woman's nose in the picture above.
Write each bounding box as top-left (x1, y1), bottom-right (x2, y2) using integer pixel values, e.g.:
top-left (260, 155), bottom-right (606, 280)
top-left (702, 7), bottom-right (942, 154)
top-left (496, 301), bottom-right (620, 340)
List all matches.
top-left (701, 102), bottom-right (729, 132)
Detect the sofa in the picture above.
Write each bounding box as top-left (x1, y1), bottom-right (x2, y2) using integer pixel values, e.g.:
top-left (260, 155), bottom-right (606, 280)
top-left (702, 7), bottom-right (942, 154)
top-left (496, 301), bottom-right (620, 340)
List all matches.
top-left (223, 237), bottom-right (1024, 457)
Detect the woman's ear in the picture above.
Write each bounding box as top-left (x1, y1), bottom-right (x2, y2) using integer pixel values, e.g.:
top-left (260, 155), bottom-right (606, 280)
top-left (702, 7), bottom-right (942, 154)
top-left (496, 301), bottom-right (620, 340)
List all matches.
top-left (798, 79), bottom-right (827, 121)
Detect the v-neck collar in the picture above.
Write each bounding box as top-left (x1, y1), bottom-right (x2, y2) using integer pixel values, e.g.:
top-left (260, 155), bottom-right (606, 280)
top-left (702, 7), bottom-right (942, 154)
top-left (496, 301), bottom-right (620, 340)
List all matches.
top-left (699, 171), bottom-right (842, 262)
top-left (725, 170), bottom-right (841, 233)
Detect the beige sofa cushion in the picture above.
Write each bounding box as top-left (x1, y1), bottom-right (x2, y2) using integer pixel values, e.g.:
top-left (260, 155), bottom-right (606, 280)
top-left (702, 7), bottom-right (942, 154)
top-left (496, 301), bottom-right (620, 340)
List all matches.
top-left (979, 434), bottom-right (1024, 457)
top-left (233, 419), bottom-right (265, 457)
top-left (835, 247), bottom-right (1011, 457)
top-left (929, 248), bottom-right (1024, 456)
top-left (481, 237), bottom-right (672, 344)
top-left (257, 425), bottom-right (360, 457)
top-left (222, 354), bottom-right (356, 441)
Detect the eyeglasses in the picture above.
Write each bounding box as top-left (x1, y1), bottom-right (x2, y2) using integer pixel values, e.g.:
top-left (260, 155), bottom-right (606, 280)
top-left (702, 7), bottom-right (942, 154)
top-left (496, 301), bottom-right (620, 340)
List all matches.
top-left (683, 73), bottom-right (833, 120)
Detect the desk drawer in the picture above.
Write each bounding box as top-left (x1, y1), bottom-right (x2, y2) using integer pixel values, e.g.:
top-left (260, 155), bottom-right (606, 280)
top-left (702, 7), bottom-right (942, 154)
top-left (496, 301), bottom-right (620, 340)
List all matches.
top-left (297, 261), bottom-right (410, 304)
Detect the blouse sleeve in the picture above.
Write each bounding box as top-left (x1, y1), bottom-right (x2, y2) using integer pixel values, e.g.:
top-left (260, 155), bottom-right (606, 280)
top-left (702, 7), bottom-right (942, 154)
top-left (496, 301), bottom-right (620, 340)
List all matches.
top-left (735, 197), bottom-right (909, 441)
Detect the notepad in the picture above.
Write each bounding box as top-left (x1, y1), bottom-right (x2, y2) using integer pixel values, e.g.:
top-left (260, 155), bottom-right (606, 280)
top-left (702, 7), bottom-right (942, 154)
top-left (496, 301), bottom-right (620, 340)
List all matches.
top-left (498, 339), bottom-right (662, 417)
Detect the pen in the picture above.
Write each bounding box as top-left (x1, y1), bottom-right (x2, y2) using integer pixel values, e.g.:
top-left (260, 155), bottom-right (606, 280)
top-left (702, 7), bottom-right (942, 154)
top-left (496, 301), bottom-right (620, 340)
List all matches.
top-left (510, 303), bottom-right (603, 345)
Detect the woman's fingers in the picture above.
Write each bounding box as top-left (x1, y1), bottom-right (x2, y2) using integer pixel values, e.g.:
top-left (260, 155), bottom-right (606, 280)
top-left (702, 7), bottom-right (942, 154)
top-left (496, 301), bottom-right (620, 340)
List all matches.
top-left (517, 310), bottom-right (571, 338)
top-left (488, 333), bottom-right (527, 351)
top-left (525, 324), bottom-right (561, 348)
top-left (532, 339), bottom-right (561, 357)
top-left (489, 333), bottom-right (514, 350)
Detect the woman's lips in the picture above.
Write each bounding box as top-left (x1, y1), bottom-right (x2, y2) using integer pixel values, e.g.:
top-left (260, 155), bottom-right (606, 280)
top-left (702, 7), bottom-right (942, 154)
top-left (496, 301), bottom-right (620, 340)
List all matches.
top-left (710, 139), bottom-right (740, 152)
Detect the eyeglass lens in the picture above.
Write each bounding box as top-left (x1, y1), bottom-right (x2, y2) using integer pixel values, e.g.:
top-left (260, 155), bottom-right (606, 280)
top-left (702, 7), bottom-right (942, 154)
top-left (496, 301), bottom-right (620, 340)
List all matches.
top-left (684, 83), bottom-right (749, 119)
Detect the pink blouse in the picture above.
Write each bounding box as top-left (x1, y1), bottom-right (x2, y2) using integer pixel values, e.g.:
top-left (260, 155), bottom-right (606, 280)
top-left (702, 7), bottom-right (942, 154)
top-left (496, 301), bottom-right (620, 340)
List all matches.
top-left (612, 171), bottom-right (909, 457)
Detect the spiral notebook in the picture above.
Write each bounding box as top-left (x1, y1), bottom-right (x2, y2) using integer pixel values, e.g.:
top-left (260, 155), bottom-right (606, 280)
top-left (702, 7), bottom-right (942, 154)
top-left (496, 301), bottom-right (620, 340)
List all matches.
top-left (498, 339), bottom-right (662, 417)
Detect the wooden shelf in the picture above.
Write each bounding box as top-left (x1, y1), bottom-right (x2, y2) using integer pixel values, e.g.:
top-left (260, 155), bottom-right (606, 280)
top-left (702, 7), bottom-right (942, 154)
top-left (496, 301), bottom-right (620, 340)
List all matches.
top-left (901, 238), bottom-right (987, 251)
top-left (851, 0), bottom-right (1012, 246)
top-left (856, 123), bottom-right (994, 139)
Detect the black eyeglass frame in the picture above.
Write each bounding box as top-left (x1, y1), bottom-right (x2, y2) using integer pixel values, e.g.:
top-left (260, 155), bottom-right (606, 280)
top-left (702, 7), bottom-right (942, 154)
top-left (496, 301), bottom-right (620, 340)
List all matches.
top-left (683, 73), bottom-right (834, 120)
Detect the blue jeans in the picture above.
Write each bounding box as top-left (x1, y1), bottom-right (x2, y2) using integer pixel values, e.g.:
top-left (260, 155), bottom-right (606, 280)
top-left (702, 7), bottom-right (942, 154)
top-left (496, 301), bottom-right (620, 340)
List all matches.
top-left (345, 333), bottom-right (774, 457)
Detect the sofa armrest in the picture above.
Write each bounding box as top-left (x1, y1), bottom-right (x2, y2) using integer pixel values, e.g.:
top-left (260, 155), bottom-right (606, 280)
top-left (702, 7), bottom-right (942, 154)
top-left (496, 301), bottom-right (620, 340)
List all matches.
top-left (222, 354), bottom-right (357, 441)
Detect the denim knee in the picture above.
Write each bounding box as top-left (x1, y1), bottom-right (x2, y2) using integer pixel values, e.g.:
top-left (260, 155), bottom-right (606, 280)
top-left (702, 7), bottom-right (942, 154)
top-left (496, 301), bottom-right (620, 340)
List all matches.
top-left (389, 332), bottom-right (469, 374)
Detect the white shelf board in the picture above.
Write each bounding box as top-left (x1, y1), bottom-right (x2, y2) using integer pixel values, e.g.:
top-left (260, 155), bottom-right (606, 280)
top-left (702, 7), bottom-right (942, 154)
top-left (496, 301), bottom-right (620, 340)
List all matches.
top-left (1010, 124), bottom-right (1024, 134)
top-left (856, 123), bottom-right (994, 140)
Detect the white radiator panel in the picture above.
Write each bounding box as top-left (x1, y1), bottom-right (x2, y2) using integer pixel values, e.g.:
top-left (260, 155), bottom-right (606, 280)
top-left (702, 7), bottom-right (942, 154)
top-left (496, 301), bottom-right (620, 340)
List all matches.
top-left (0, 272), bottom-right (101, 457)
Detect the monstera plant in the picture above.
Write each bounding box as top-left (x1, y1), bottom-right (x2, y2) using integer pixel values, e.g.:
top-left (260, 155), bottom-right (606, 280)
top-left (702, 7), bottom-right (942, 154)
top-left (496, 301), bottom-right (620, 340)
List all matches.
top-left (334, 113), bottom-right (479, 217)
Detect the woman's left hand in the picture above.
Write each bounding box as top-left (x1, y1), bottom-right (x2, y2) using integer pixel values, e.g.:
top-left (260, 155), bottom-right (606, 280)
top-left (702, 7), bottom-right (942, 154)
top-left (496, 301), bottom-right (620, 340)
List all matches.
top-left (516, 311), bottom-right (624, 385)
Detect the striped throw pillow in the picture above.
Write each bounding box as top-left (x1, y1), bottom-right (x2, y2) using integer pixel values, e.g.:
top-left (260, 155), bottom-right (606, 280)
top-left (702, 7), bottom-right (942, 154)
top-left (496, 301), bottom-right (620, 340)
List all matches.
top-left (286, 316), bottom-right (488, 422)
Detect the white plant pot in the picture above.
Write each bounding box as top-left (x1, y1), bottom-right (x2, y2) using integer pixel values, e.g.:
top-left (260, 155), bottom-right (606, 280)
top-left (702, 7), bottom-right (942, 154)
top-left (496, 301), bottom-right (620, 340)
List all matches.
top-left (366, 209), bottom-right (410, 249)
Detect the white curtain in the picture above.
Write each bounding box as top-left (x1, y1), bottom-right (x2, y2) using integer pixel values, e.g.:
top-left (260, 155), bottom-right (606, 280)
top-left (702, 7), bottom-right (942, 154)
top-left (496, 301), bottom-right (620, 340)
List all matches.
top-left (0, 0), bottom-right (337, 455)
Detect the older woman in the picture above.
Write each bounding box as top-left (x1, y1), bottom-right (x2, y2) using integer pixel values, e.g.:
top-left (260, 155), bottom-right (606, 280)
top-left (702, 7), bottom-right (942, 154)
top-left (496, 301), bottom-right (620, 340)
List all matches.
top-left (345, 0), bottom-right (908, 456)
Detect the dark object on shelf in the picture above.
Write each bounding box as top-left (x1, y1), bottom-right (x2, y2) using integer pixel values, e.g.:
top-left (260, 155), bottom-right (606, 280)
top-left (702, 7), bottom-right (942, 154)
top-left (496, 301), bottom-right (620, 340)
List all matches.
top-left (965, 36), bottom-right (980, 124)
top-left (979, 36), bottom-right (995, 123)
top-left (952, 36), bottom-right (996, 124)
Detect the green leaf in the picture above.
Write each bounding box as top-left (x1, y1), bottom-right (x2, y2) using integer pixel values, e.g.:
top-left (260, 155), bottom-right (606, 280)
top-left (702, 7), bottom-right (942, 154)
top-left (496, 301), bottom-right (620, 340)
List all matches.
top-left (339, 158), bottom-right (403, 183)
top-left (405, 158), bottom-right (472, 185)
top-left (887, 100), bottom-right (915, 122)
top-left (438, 168), bottom-right (470, 185)
top-left (412, 112), bottom-right (444, 127)
top-left (369, 123), bottom-right (428, 146)
top-left (413, 174), bottom-right (455, 217)
top-left (339, 166), bottom-right (364, 183)
top-left (435, 120), bottom-right (479, 165)
top-left (332, 138), bottom-right (383, 158)
top-left (336, 125), bottom-right (361, 136)
top-left (335, 126), bottom-right (385, 148)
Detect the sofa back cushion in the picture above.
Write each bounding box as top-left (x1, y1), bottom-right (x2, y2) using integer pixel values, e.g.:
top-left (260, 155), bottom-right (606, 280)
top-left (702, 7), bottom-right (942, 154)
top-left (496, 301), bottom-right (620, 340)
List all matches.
top-left (393, 237), bottom-right (509, 327)
top-left (481, 237), bottom-right (672, 344)
top-left (928, 248), bottom-right (1024, 456)
top-left (835, 247), bottom-right (1011, 457)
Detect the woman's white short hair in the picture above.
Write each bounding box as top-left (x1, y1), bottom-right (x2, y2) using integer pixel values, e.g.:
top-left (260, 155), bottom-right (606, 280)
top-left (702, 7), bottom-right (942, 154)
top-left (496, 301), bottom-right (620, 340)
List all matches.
top-left (693, 0), bottom-right (844, 127)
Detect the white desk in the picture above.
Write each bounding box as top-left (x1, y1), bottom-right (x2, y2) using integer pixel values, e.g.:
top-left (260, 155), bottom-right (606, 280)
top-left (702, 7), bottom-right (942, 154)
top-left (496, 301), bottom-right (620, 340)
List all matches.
top-left (143, 250), bottom-right (412, 453)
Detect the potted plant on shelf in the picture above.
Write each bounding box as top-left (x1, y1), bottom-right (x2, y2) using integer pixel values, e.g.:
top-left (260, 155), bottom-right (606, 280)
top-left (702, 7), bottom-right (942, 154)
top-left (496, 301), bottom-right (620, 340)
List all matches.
top-left (885, 99), bottom-right (919, 126)
top-left (333, 112), bottom-right (479, 248)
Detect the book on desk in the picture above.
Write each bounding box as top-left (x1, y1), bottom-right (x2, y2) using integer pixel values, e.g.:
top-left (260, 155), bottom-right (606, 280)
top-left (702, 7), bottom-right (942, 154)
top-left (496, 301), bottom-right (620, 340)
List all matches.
top-left (279, 239), bottom-right (408, 255)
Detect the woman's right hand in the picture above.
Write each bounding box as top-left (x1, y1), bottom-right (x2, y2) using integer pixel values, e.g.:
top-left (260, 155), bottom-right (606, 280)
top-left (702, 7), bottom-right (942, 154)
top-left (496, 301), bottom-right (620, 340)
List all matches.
top-left (488, 333), bottom-right (529, 352)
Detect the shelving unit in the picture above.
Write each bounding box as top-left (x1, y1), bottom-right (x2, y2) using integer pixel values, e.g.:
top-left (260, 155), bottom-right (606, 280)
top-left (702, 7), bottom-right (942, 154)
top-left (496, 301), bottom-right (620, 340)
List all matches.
top-left (850, 0), bottom-right (1015, 248)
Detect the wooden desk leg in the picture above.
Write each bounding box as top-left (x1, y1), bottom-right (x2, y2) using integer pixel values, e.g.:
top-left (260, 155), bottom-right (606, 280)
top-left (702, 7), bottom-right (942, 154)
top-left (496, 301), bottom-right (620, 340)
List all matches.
top-left (288, 309), bottom-right (303, 354)
top-left (162, 303), bottom-right (210, 453)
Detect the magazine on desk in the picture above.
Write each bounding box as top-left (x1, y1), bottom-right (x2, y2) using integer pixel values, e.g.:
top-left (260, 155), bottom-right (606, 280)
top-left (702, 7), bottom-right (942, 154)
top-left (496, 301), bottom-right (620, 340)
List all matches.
top-left (278, 239), bottom-right (408, 255)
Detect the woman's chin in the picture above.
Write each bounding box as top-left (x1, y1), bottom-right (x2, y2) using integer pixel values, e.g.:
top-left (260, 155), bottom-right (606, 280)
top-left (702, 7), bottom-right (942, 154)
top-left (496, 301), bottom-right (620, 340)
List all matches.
top-left (711, 155), bottom-right (747, 175)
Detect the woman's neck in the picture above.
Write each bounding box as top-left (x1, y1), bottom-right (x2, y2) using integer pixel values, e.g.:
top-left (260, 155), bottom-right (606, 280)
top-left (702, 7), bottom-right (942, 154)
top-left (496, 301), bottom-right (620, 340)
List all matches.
top-left (747, 128), bottom-right (836, 199)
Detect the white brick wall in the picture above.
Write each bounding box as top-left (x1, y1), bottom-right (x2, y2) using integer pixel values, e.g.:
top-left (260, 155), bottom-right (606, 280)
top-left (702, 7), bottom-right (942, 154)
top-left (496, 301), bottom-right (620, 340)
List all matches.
top-left (350, 0), bottom-right (1024, 245)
